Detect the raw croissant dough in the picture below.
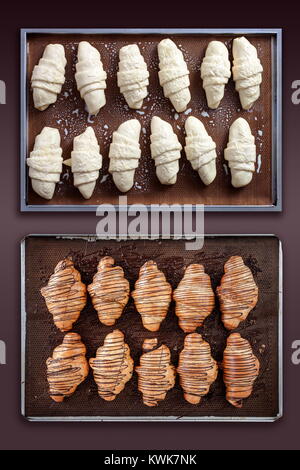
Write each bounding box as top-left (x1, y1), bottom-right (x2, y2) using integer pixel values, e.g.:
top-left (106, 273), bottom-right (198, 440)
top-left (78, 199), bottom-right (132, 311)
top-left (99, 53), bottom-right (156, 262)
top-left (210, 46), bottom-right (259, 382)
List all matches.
top-left (224, 117), bottom-right (256, 188)
top-left (132, 260), bottom-right (172, 332)
top-left (63, 127), bottom-right (102, 199)
top-left (158, 38), bottom-right (191, 112)
top-left (41, 258), bottom-right (87, 332)
top-left (217, 256), bottom-right (258, 330)
top-left (46, 333), bottom-right (89, 402)
top-left (26, 127), bottom-right (63, 200)
top-left (232, 36), bottom-right (263, 110)
top-left (89, 330), bottom-right (133, 401)
top-left (108, 119), bottom-right (141, 192)
top-left (136, 338), bottom-right (176, 407)
top-left (88, 256), bottom-right (130, 326)
top-left (200, 41), bottom-right (231, 109)
top-left (177, 333), bottom-right (218, 405)
top-left (75, 41), bottom-right (107, 115)
top-left (223, 333), bottom-right (260, 408)
top-left (173, 264), bottom-right (215, 332)
top-left (117, 44), bottom-right (149, 109)
top-left (31, 44), bottom-right (66, 111)
top-left (184, 116), bottom-right (217, 185)
top-left (150, 116), bottom-right (182, 185)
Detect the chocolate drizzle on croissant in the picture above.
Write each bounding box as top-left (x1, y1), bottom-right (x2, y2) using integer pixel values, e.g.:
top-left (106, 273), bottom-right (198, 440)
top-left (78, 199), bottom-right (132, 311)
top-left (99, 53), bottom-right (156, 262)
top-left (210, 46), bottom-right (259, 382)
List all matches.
top-left (217, 256), bottom-right (258, 330)
top-left (223, 333), bottom-right (260, 408)
top-left (46, 332), bottom-right (89, 402)
top-left (88, 257), bottom-right (130, 326)
top-left (136, 338), bottom-right (176, 407)
top-left (89, 329), bottom-right (133, 401)
top-left (41, 258), bottom-right (87, 332)
top-left (132, 261), bottom-right (172, 332)
top-left (177, 333), bottom-right (218, 405)
top-left (173, 264), bottom-right (215, 332)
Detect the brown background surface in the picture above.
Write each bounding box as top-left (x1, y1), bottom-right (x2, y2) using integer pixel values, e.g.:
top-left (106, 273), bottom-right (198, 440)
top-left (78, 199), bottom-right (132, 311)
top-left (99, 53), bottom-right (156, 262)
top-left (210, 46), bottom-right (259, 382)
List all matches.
top-left (26, 33), bottom-right (273, 207)
top-left (0, 0), bottom-right (299, 451)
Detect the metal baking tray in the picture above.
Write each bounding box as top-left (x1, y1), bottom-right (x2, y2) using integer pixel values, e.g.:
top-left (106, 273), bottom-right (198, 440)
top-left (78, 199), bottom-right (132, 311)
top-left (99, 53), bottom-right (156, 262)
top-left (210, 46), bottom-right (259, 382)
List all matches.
top-left (21, 234), bottom-right (283, 422)
top-left (20, 28), bottom-right (282, 212)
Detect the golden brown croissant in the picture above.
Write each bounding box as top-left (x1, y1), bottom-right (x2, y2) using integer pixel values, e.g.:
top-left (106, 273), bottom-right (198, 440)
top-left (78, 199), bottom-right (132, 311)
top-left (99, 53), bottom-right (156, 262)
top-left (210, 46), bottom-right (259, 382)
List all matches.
top-left (177, 333), bottom-right (218, 405)
top-left (87, 257), bottom-right (130, 326)
top-left (223, 333), bottom-right (260, 408)
top-left (46, 332), bottom-right (89, 402)
top-left (216, 256), bottom-right (258, 330)
top-left (136, 338), bottom-right (176, 407)
top-left (89, 329), bottom-right (133, 401)
top-left (132, 261), bottom-right (172, 332)
top-left (41, 258), bottom-right (87, 332)
top-left (173, 264), bottom-right (215, 332)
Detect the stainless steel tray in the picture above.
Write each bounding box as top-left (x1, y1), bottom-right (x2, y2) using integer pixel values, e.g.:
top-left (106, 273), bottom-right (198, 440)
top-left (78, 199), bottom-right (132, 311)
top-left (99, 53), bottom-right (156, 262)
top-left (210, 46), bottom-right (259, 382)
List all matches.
top-left (20, 28), bottom-right (282, 212)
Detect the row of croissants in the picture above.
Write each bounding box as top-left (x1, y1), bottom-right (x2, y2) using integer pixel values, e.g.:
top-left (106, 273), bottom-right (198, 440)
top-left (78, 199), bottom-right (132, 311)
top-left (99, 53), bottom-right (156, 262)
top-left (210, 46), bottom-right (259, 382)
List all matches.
top-left (27, 115), bottom-right (257, 200)
top-left (31, 37), bottom-right (262, 114)
top-left (46, 329), bottom-right (260, 409)
top-left (41, 255), bottom-right (258, 333)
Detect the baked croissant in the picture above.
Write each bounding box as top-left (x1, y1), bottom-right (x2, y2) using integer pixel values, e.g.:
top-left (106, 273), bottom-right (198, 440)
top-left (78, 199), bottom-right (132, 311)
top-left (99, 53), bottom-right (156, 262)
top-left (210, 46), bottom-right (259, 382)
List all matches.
top-left (132, 260), bottom-right (172, 332)
top-left (41, 258), bottom-right (87, 332)
top-left (158, 38), bottom-right (191, 112)
top-left (117, 44), bottom-right (149, 109)
top-left (177, 333), bottom-right (218, 405)
top-left (150, 116), bottom-right (182, 185)
top-left (75, 41), bottom-right (107, 115)
top-left (223, 333), bottom-right (260, 408)
top-left (87, 256), bottom-right (130, 326)
top-left (63, 127), bottom-right (102, 199)
top-left (224, 117), bottom-right (256, 188)
top-left (26, 126), bottom-right (63, 200)
top-left (232, 36), bottom-right (263, 110)
top-left (108, 119), bottom-right (141, 192)
top-left (184, 116), bottom-right (217, 185)
top-left (31, 44), bottom-right (66, 111)
top-left (46, 333), bottom-right (89, 402)
top-left (217, 256), bottom-right (258, 330)
top-left (173, 264), bottom-right (215, 332)
top-left (89, 330), bottom-right (134, 401)
top-left (200, 40), bottom-right (231, 109)
top-left (136, 338), bottom-right (176, 407)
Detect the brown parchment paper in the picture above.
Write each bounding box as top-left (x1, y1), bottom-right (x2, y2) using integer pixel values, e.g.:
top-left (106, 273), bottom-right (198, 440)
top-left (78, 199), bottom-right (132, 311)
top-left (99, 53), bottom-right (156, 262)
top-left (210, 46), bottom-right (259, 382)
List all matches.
top-left (24, 236), bottom-right (279, 419)
top-left (26, 33), bottom-right (273, 207)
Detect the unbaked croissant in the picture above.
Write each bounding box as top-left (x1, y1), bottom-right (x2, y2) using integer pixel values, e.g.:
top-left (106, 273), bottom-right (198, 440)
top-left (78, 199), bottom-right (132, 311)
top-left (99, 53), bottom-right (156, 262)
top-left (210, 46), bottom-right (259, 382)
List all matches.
top-left (173, 264), bottom-right (215, 332)
top-left (75, 41), bottom-right (107, 115)
top-left (150, 116), bottom-right (182, 185)
top-left (223, 333), bottom-right (260, 408)
top-left (232, 36), bottom-right (263, 110)
top-left (26, 126), bottom-right (63, 200)
top-left (158, 38), bottom-right (191, 112)
top-left (217, 256), bottom-right (258, 330)
top-left (184, 116), bottom-right (217, 185)
top-left (117, 44), bottom-right (149, 109)
top-left (41, 258), bottom-right (87, 332)
top-left (87, 256), bottom-right (130, 326)
top-left (224, 117), bottom-right (256, 188)
top-left (177, 333), bottom-right (218, 404)
top-left (46, 333), bottom-right (89, 402)
top-left (136, 338), bottom-right (176, 407)
top-left (200, 40), bottom-right (231, 109)
top-left (31, 44), bottom-right (66, 111)
top-left (108, 119), bottom-right (141, 192)
top-left (63, 127), bottom-right (102, 199)
top-left (132, 260), bottom-right (172, 332)
top-left (89, 330), bottom-right (133, 401)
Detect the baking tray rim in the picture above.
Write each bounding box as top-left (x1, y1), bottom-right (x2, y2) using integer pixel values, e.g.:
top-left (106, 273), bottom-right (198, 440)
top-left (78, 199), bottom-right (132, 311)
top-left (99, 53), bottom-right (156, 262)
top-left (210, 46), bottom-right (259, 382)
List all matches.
top-left (20, 233), bottom-right (283, 423)
top-left (20, 28), bottom-right (282, 213)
